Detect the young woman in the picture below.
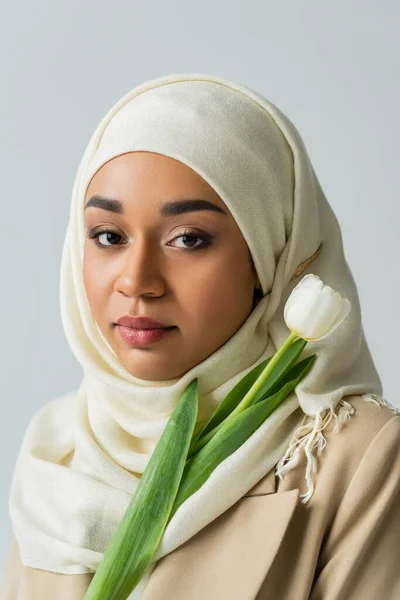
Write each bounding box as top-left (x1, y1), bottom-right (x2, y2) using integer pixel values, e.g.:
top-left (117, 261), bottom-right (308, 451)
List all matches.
top-left (2, 73), bottom-right (399, 600)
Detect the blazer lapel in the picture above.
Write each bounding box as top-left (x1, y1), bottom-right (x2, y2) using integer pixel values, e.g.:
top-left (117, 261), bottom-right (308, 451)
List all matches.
top-left (141, 468), bottom-right (300, 600)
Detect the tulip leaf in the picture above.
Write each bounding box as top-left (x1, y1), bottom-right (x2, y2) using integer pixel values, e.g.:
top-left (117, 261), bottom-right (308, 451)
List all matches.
top-left (83, 379), bottom-right (199, 600)
top-left (257, 354), bottom-right (317, 404)
top-left (187, 338), bottom-right (307, 458)
top-left (170, 353), bottom-right (315, 521)
top-left (188, 356), bottom-right (273, 450)
top-left (243, 338), bottom-right (308, 408)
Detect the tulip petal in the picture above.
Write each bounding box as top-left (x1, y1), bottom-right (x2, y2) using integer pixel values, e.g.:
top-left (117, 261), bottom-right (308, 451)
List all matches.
top-left (316, 297), bottom-right (352, 341)
top-left (284, 274), bottom-right (352, 341)
top-left (305, 286), bottom-right (336, 339)
top-left (285, 280), bottom-right (321, 338)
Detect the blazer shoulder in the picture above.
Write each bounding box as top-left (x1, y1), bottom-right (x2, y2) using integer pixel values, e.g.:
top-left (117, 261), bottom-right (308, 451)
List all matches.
top-left (344, 394), bottom-right (399, 439)
top-left (275, 394), bottom-right (400, 502)
top-left (0, 534), bottom-right (93, 600)
top-left (309, 409), bottom-right (400, 598)
top-left (0, 534), bottom-right (21, 600)
top-left (306, 393), bottom-right (398, 465)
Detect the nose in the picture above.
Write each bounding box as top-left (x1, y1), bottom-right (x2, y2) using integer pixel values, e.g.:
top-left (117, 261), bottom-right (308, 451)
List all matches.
top-left (113, 237), bottom-right (165, 298)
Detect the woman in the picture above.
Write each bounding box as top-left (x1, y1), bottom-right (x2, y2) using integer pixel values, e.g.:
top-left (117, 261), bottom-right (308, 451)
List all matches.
top-left (1, 73), bottom-right (399, 600)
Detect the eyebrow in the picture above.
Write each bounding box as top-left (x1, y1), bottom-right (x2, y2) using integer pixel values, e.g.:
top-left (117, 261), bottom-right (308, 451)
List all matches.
top-left (84, 195), bottom-right (227, 216)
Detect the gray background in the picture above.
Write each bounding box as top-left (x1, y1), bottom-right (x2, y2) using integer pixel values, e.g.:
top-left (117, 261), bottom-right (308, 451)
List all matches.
top-left (1, 0), bottom-right (399, 575)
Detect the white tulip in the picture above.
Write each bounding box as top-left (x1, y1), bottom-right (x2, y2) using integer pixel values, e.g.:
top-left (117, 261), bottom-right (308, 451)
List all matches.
top-left (284, 274), bottom-right (351, 341)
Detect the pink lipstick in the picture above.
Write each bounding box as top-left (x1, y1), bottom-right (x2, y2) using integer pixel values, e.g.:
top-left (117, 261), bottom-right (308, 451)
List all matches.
top-left (115, 315), bottom-right (176, 347)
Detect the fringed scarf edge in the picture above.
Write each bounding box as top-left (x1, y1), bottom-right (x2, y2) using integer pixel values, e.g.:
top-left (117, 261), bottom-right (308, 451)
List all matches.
top-left (275, 393), bottom-right (400, 504)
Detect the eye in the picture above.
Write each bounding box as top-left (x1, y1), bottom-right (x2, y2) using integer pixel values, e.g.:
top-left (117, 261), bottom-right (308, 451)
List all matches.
top-left (86, 228), bottom-right (124, 249)
top-left (86, 227), bottom-right (212, 251)
top-left (168, 229), bottom-right (212, 251)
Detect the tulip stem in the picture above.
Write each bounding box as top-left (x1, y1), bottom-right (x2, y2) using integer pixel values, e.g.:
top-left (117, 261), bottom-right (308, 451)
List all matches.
top-left (188, 331), bottom-right (299, 455)
top-left (224, 331), bottom-right (299, 421)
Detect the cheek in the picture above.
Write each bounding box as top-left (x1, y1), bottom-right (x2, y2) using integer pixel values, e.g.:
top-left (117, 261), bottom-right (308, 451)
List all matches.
top-left (82, 252), bottom-right (109, 313)
top-left (181, 254), bottom-right (253, 317)
top-left (82, 263), bottom-right (96, 310)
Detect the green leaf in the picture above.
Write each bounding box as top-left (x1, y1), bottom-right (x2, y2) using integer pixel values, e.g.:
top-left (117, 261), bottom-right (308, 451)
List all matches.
top-left (257, 354), bottom-right (317, 404)
top-left (242, 338), bottom-right (308, 408)
top-left (83, 379), bottom-right (199, 600)
top-left (188, 356), bottom-right (273, 450)
top-left (170, 353), bottom-right (315, 521)
top-left (187, 338), bottom-right (307, 458)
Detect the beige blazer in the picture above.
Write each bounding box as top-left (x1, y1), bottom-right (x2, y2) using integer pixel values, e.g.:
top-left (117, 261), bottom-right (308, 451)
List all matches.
top-left (1, 395), bottom-right (400, 600)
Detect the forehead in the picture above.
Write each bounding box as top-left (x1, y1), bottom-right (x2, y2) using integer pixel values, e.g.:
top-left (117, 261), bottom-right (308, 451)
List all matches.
top-left (85, 152), bottom-right (221, 200)
top-left (84, 151), bottom-right (231, 219)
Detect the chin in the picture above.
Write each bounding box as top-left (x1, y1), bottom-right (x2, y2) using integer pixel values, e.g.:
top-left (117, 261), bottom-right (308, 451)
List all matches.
top-left (121, 357), bottom-right (184, 382)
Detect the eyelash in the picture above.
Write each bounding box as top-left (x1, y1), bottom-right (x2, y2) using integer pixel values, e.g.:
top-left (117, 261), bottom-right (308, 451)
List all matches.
top-left (86, 227), bottom-right (212, 252)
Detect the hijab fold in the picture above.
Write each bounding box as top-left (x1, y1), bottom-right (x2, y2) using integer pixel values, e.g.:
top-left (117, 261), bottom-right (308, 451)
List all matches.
top-left (9, 73), bottom-right (392, 597)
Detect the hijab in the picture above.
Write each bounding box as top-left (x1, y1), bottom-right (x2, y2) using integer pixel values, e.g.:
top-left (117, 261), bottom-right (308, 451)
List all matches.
top-left (9, 73), bottom-right (391, 595)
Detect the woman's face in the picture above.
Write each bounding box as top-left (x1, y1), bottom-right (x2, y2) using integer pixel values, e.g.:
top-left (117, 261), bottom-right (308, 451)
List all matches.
top-left (83, 151), bottom-right (261, 381)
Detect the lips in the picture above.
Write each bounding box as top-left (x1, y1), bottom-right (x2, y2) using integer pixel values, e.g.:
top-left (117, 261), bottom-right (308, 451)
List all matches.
top-left (116, 316), bottom-right (172, 329)
top-left (117, 323), bottom-right (176, 346)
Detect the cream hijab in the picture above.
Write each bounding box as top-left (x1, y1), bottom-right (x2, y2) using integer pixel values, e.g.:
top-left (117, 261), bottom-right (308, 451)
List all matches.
top-left (9, 73), bottom-right (391, 595)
